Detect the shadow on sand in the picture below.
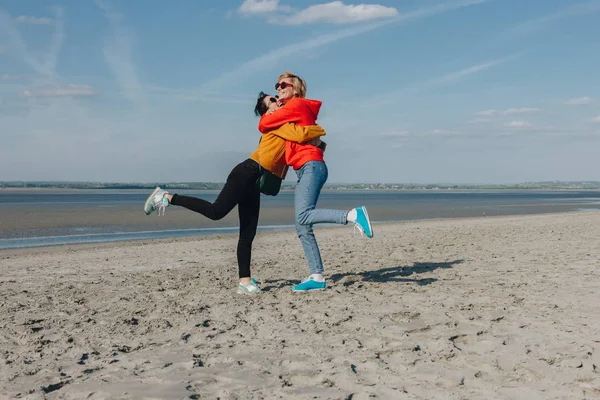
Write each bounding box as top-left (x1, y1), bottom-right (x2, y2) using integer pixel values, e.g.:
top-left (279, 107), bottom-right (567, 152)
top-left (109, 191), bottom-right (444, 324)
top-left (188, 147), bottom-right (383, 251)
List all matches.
top-left (262, 259), bottom-right (464, 291)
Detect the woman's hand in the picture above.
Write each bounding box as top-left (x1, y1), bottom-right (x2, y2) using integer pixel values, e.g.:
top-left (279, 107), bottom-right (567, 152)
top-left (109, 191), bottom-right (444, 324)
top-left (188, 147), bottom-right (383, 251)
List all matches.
top-left (306, 138), bottom-right (322, 147)
top-left (305, 138), bottom-right (326, 152)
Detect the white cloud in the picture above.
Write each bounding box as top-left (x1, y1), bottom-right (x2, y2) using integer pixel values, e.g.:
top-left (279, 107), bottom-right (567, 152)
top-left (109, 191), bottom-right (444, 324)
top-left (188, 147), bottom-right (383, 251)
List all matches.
top-left (274, 1), bottom-right (398, 25)
top-left (566, 96), bottom-right (592, 105)
top-left (591, 116), bottom-right (600, 123)
top-left (238, 0), bottom-right (280, 15)
top-left (468, 118), bottom-right (493, 124)
top-left (474, 109), bottom-right (497, 117)
top-left (13, 15), bottom-right (53, 25)
top-left (475, 107), bottom-right (540, 117)
top-left (21, 84), bottom-right (99, 98)
top-left (238, 0), bottom-right (487, 26)
top-left (504, 107), bottom-right (540, 115)
top-left (505, 120), bottom-right (532, 128)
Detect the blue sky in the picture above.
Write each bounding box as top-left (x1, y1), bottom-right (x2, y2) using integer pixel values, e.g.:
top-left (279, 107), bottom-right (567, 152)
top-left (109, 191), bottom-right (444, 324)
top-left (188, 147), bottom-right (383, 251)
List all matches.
top-left (1, 0), bottom-right (599, 184)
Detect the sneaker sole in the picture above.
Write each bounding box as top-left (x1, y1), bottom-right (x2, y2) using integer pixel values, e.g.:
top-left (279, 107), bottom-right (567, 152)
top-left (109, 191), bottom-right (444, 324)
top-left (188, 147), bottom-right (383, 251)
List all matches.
top-left (360, 206), bottom-right (374, 238)
top-left (144, 187), bottom-right (162, 215)
top-left (292, 286), bottom-right (326, 292)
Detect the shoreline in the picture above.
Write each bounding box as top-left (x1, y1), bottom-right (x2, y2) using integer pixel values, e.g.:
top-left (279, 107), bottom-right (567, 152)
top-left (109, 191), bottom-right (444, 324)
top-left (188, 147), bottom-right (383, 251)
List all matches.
top-left (2, 209), bottom-right (599, 252)
top-left (1, 209), bottom-right (597, 255)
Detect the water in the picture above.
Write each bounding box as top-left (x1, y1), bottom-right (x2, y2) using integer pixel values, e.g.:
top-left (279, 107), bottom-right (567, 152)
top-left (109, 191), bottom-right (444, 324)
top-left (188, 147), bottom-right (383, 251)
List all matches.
top-left (1, 189), bottom-right (599, 249)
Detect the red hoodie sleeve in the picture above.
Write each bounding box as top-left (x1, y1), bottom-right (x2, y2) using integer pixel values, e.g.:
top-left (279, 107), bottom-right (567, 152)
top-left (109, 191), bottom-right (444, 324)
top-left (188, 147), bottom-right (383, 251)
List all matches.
top-left (258, 105), bottom-right (303, 133)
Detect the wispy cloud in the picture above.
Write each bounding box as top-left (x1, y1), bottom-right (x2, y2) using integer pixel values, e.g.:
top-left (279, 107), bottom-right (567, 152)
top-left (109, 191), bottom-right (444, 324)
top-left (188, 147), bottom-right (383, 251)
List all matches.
top-left (469, 117), bottom-right (493, 124)
top-left (369, 54), bottom-right (517, 106)
top-left (591, 116), bottom-right (600, 124)
top-left (96, 1), bottom-right (145, 109)
top-left (566, 96), bottom-right (592, 105)
top-left (202, 20), bottom-right (395, 91)
top-left (205, 0), bottom-right (491, 90)
top-left (379, 131), bottom-right (409, 138)
top-left (1, 74), bottom-right (30, 80)
top-left (21, 84), bottom-right (99, 98)
top-left (498, 1), bottom-right (600, 41)
top-left (505, 120), bottom-right (532, 128)
top-left (273, 2), bottom-right (398, 25)
top-left (0, 8), bottom-right (65, 79)
top-left (144, 84), bottom-right (255, 105)
top-left (504, 107), bottom-right (540, 115)
top-left (433, 56), bottom-right (517, 85)
top-left (475, 109), bottom-right (497, 117)
top-left (13, 15), bottom-right (53, 25)
top-left (475, 107), bottom-right (540, 117)
top-left (423, 129), bottom-right (463, 136)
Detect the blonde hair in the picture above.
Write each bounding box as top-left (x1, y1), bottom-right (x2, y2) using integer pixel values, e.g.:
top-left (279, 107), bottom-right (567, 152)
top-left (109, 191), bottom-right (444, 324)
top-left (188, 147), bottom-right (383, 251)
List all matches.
top-left (278, 71), bottom-right (306, 98)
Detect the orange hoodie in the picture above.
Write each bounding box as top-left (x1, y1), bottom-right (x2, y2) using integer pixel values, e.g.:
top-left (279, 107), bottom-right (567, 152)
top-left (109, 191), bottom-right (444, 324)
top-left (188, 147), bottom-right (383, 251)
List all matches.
top-left (258, 97), bottom-right (324, 170)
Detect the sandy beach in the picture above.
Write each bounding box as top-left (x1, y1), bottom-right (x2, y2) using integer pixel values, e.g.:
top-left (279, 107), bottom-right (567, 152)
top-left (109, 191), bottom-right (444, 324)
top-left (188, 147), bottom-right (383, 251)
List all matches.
top-left (1, 211), bottom-right (599, 399)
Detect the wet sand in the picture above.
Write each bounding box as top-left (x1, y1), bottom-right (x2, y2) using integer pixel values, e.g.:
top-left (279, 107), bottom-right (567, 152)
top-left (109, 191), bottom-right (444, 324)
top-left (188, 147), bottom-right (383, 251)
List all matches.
top-left (1, 212), bottom-right (600, 399)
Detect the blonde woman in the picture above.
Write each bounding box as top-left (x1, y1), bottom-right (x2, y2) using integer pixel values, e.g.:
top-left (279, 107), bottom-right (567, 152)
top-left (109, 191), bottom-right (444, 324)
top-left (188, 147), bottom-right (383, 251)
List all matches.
top-left (257, 72), bottom-right (373, 292)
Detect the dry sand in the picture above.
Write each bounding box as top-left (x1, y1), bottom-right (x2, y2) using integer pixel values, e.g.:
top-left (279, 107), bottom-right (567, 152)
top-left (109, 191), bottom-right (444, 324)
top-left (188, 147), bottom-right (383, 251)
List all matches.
top-left (1, 212), bottom-right (599, 399)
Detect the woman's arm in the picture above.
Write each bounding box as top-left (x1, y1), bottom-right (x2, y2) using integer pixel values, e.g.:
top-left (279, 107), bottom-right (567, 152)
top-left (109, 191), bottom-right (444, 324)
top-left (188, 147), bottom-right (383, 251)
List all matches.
top-left (267, 123), bottom-right (326, 142)
top-left (258, 107), bottom-right (303, 133)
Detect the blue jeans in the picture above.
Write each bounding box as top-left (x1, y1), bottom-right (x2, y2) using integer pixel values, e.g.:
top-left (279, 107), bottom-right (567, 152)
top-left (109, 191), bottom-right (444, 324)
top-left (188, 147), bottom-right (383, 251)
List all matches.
top-left (295, 161), bottom-right (348, 275)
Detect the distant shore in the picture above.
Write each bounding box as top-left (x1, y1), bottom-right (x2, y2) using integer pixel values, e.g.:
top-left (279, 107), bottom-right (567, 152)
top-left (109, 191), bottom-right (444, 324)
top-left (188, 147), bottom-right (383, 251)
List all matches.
top-left (3, 181), bottom-right (600, 191)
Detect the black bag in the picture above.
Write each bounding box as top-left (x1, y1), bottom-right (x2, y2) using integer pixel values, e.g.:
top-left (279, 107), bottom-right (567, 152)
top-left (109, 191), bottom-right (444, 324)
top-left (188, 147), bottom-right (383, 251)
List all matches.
top-left (256, 168), bottom-right (282, 196)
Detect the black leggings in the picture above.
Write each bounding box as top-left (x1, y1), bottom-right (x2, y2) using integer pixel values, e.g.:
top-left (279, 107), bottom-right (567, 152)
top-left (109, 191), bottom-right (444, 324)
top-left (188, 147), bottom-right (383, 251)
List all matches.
top-left (170, 158), bottom-right (262, 278)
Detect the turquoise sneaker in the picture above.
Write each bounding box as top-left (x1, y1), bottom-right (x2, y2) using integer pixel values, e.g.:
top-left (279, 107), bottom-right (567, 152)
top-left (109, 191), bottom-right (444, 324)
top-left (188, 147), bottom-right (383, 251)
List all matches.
top-left (292, 277), bottom-right (326, 292)
top-left (352, 206), bottom-right (373, 238)
top-left (144, 187), bottom-right (170, 216)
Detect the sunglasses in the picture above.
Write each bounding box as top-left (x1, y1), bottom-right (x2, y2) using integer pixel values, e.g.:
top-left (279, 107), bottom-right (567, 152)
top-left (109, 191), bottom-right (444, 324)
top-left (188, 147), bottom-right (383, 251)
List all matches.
top-left (275, 81), bottom-right (293, 90)
top-left (263, 96), bottom-right (277, 105)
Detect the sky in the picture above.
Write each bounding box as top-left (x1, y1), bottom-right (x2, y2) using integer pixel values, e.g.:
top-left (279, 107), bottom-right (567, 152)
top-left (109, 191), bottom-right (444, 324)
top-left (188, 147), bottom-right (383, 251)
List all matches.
top-left (1, 0), bottom-right (599, 184)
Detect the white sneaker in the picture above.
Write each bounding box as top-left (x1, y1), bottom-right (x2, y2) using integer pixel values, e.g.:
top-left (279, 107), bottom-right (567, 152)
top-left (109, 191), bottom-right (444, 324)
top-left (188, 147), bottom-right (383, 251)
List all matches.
top-left (236, 282), bottom-right (261, 295)
top-left (144, 186), bottom-right (170, 216)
